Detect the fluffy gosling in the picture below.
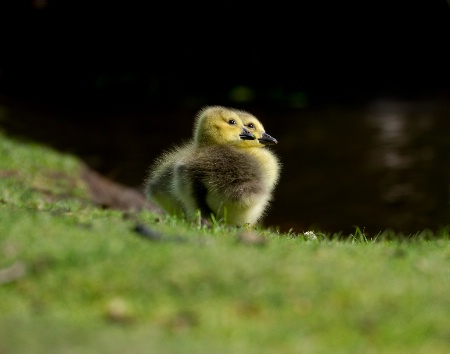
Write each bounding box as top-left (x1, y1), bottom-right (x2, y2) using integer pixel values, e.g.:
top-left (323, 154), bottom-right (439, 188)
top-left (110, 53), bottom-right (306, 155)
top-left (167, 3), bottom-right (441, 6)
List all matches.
top-left (144, 106), bottom-right (280, 226)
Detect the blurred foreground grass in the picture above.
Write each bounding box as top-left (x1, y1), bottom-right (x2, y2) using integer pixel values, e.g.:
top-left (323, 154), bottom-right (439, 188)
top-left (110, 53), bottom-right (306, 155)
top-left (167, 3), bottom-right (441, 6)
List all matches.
top-left (1, 132), bottom-right (449, 354)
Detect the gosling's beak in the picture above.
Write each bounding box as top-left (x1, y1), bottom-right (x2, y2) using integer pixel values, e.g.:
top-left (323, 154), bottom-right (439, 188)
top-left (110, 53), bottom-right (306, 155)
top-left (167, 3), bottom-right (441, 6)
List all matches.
top-left (240, 127), bottom-right (256, 140)
top-left (259, 132), bottom-right (278, 145)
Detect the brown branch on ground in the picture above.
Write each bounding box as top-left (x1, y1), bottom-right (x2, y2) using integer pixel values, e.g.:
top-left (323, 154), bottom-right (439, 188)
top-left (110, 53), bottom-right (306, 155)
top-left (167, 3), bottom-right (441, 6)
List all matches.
top-left (81, 166), bottom-right (164, 214)
top-left (0, 262), bottom-right (27, 285)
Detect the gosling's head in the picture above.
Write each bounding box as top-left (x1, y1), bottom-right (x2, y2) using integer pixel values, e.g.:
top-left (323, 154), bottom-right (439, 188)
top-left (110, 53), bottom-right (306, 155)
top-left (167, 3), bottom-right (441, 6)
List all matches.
top-left (194, 106), bottom-right (256, 147)
top-left (234, 110), bottom-right (278, 147)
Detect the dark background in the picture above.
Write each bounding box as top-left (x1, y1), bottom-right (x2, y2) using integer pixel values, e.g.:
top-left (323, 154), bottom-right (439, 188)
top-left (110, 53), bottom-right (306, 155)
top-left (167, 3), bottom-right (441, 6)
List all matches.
top-left (1, 0), bottom-right (449, 234)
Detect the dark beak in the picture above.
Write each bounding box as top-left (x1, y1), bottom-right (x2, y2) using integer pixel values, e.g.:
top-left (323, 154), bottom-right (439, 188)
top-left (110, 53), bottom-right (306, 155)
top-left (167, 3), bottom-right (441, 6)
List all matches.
top-left (240, 127), bottom-right (256, 140)
top-left (258, 132), bottom-right (278, 145)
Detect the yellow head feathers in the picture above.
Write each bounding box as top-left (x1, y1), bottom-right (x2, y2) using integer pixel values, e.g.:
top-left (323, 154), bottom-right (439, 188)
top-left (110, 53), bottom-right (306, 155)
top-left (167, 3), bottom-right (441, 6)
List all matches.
top-left (233, 109), bottom-right (278, 147)
top-left (193, 106), bottom-right (255, 147)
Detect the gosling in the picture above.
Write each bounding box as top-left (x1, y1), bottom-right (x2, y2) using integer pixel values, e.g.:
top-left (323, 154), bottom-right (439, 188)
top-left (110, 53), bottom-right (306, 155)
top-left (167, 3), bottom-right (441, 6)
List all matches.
top-left (144, 106), bottom-right (281, 226)
top-left (144, 106), bottom-right (256, 217)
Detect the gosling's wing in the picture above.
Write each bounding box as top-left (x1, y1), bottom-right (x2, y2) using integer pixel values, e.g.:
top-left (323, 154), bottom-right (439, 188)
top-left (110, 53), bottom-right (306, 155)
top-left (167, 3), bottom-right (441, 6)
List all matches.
top-left (182, 145), bottom-right (265, 201)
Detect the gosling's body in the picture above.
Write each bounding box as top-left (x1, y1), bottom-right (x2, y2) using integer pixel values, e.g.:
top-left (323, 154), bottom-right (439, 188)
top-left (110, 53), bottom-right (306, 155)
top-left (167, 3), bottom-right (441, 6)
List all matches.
top-left (145, 106), bottom-right (281, 226)
top-left (172, 144), bottom-right (270, 225)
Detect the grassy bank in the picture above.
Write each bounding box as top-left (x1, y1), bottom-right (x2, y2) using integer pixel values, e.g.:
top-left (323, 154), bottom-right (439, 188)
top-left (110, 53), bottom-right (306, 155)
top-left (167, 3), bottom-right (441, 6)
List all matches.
top-left (1, 132), bottom-right (449, 354)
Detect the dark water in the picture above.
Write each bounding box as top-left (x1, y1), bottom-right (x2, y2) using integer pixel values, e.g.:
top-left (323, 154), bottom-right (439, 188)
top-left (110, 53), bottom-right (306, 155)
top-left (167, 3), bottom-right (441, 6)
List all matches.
top-left (269, 99), bottom-right (450, 234)
top-left (1, 96), bottom-right (449, 234)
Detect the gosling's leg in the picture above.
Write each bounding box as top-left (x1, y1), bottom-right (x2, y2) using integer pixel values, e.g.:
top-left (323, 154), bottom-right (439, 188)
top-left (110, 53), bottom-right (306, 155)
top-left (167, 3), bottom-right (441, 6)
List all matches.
top-left (192, 179), bottom-right (214, 227)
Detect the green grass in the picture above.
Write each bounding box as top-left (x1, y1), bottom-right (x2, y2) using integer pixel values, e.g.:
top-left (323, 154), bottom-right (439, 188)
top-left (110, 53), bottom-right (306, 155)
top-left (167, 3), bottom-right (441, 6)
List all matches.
top-left (1, 131), bottom-right (450, 354)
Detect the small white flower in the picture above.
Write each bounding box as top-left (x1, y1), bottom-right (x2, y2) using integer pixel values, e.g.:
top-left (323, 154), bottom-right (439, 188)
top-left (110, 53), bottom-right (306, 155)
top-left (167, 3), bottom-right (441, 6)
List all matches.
top-left (303, 231), bottom-right (318, 241)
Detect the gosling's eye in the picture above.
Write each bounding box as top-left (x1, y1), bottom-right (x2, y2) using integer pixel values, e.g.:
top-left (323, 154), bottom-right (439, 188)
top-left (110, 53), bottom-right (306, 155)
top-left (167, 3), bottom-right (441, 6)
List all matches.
top-left (246, 123), bottom-right (255, 129)
top-left (228, 119), bottom-right (237, 125)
